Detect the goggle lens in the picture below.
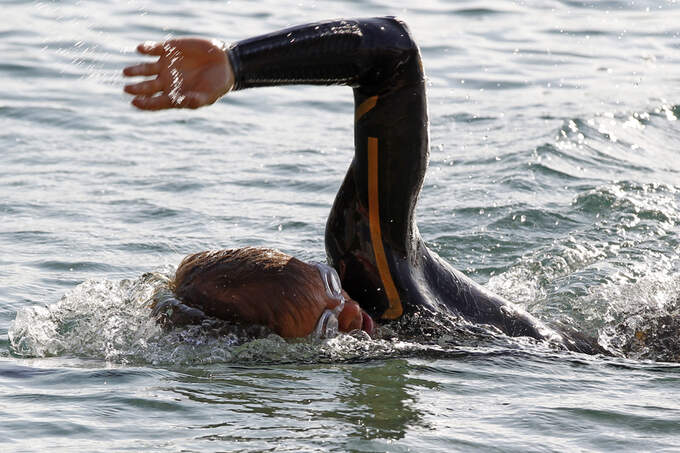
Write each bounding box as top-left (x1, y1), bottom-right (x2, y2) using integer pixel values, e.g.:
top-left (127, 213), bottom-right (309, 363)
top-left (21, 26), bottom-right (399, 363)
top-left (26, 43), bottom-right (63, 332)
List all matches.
top-left (312, 262), bottom-right (345, 339)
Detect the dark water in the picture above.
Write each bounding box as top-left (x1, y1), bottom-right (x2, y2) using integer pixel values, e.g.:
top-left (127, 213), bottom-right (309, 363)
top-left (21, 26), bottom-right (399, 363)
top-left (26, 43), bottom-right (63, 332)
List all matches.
top-left (2, 0), bottom-right (680, 451)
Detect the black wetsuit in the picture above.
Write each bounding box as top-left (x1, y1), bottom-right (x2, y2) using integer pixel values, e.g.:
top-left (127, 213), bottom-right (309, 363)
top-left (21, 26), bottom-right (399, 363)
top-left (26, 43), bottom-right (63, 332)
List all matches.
top-left (228, 17), bottom-right (600, 353)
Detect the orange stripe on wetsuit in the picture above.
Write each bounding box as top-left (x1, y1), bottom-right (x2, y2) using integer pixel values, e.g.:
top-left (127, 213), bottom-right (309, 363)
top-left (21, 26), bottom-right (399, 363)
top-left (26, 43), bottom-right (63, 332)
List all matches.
top-left (367, 136), bottom-right (403, 319)
top-left (356, 96), bottom-right (403, 319)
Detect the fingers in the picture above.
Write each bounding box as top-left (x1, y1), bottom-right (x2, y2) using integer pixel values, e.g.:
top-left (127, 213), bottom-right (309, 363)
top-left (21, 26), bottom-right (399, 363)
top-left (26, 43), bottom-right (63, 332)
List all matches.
top-left (131, 95), bottom-right (173, 111)
top-left (130, 92), bottom-right (214, 111)
top-left (137, 41), bottom-right (165, 56)
top-left (124, 77), bottom-right (163, 96)
top-left (123, 61), bottom-right (161, 77)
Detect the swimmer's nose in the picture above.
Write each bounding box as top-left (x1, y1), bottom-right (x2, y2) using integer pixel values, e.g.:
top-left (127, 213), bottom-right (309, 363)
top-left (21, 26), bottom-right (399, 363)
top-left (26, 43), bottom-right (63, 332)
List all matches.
top-left (361, 310), bottom-right (375, 336)
top-left (338, 300), bottom-right (375, 336)
top-left (338, 301), bottom-right (362, 332)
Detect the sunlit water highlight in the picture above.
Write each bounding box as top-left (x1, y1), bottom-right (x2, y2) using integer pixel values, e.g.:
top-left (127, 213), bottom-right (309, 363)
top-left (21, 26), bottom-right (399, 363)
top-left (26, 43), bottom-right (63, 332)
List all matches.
top-left (2, 0), bottom-right (680, 451)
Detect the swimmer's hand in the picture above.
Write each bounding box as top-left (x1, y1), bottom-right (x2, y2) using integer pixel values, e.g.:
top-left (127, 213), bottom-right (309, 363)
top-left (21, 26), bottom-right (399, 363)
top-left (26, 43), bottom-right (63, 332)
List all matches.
top-left (123, 38), bottom-right (234, 111)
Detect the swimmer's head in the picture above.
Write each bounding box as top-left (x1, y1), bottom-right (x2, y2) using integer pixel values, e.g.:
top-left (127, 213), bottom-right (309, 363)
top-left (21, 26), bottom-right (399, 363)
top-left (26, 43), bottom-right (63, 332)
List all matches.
top-left (172, 247), bottom-right (374, 338)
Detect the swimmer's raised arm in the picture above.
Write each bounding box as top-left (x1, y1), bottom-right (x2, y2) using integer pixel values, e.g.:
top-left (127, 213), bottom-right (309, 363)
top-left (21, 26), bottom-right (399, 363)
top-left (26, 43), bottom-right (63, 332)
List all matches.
top-left (123, 38), bottom-right (235, 110)
top-left (123, 18), bottom-right (420, 109)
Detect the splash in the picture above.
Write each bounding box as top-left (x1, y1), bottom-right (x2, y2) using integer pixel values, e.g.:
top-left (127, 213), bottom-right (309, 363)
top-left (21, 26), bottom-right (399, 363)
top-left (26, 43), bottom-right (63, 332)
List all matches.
top-left (597, 270), bottom-right (680, 362)
top-left (9, 272), bottom-right (168, 362)
top-left (487, 178), bottom-right (680, 362)
top-left (11, 233), bottom-right (680, 365)
top-left (9, 271), bottom-right (509, 366)
top-left (164, 43), bottom-right (186, 106)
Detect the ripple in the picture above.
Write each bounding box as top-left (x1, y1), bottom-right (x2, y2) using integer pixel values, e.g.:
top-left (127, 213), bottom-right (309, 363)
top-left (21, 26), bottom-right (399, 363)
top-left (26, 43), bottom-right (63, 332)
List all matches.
top-left (412, 7), bottom-right (514, 17)
top-left (36, 260), bottom-right (116, 273)
top-left (0, 105), bottom-right (108, 131)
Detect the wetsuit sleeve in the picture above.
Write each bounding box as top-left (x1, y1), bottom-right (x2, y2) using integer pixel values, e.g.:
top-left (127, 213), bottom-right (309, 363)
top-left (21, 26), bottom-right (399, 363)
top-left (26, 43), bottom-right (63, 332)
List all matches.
top-left (227, 17), bottom-right (423, 92)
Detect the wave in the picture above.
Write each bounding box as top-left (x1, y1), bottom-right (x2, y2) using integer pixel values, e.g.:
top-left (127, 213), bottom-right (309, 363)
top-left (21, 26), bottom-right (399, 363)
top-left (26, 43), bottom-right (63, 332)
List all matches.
top-left (9, 251), bottom-right (680, 365)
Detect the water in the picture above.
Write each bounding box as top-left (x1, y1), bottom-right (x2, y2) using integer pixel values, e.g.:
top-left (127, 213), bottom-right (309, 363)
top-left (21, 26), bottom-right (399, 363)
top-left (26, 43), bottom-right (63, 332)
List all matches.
top-left (2, 0), bottom-right (680, 450)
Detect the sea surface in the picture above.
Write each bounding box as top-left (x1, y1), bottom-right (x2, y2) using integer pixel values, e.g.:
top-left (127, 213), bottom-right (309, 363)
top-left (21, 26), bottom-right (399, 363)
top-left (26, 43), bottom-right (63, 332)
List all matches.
top-left (2, 0), bottom-right (680, 451)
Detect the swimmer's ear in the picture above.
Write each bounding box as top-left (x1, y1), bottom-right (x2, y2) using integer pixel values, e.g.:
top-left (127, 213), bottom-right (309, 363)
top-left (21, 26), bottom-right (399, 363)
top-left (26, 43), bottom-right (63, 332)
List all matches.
top-left (151, 292), bottom-right (207, 327)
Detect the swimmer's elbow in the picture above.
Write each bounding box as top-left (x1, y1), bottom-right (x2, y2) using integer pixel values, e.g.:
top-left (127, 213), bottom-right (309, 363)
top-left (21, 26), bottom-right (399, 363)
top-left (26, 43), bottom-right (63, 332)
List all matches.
top-left (375, 17), bottom-right (419, 52)
top-left (356, 17), bottom-right (424, 91)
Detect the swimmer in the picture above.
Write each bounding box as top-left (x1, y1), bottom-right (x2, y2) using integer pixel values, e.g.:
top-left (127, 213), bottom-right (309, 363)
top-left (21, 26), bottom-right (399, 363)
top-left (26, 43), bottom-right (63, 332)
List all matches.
top-left (124, 17), bottom-right (601, 353)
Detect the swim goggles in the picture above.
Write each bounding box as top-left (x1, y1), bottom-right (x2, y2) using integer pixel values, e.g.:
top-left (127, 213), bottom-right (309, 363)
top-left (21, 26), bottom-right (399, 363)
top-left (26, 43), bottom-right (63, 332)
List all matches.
top-left (311, 262), bottom-right (346, 339)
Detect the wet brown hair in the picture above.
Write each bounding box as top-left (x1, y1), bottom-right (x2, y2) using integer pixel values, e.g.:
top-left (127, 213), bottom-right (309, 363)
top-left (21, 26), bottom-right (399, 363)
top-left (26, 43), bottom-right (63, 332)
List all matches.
top-left (172, 247), bottom-right (326, 337)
